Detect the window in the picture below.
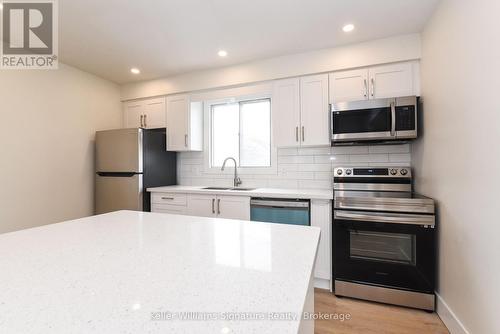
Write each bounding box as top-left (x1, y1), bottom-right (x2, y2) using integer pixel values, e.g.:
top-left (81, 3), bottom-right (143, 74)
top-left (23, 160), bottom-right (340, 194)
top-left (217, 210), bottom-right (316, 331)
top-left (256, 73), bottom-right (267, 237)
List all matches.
top-left (210, 99), bottom-right (271, 168)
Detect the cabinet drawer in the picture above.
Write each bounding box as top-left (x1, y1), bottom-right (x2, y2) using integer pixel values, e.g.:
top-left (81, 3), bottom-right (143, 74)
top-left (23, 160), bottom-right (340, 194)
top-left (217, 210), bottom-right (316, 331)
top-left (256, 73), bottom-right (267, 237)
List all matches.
top-left (152, 204), bottom-right (187, 215)
top-left (151, 193), bottom-right (187, 206)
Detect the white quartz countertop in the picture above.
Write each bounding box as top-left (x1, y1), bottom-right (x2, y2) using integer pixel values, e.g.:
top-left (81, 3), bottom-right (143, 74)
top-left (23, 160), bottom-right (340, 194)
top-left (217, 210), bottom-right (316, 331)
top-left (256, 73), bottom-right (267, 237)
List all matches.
top-left (0, 210), bottom-right (320, 333)
top-left (147, 185), bottom-right (333, 200)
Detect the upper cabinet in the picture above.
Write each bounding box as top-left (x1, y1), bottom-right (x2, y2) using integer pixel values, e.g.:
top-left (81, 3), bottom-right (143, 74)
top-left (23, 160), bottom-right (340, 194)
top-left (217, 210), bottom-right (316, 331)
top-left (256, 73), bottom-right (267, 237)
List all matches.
top-left (166, 94), bottom-right (203, 152)
top-left (273, 74), bottom-right (329, 148)
top-left (123, 97), bottom-right (166, 129)
top-left (329, 69), bottom-right (369, 103)
top-left (300, 74), bottom-right (330, 147)
top-left (329, 61), bottom-right (419, 103)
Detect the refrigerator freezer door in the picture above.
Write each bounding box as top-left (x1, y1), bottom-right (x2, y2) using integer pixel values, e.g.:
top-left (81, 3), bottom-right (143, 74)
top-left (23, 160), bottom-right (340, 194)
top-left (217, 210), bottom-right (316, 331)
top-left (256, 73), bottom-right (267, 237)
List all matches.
top-left (96, 128), bottom-right (143, 173)
top-left (95, 174), bottom-right (143, 214)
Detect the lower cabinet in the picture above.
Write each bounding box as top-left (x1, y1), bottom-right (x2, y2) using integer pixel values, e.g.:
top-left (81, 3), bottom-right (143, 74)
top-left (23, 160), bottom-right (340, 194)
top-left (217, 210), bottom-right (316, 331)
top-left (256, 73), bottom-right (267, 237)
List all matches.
top-left (187, 194), bottom-right (250, 220)
top-left (311, 199), bottom-right (332, 289)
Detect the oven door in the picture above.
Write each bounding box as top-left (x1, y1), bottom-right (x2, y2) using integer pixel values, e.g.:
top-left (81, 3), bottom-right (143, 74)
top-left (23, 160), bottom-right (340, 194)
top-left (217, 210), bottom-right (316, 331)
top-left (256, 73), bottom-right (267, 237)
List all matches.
top-left (331, 99), bottom-right (394, 142)
top-left (333, 210), bottom-right (435, 294)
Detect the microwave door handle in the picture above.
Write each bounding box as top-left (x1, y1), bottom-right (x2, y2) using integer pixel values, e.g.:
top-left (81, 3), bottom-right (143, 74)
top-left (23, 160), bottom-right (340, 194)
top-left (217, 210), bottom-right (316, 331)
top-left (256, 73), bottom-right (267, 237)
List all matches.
top-left (390, 101), bottom-right (396, 137)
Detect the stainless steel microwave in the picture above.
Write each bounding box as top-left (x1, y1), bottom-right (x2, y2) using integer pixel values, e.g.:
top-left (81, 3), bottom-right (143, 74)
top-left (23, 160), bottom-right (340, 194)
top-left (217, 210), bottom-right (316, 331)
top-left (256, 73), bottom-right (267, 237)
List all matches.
top-left (331, 96), bottom-right (418, 145)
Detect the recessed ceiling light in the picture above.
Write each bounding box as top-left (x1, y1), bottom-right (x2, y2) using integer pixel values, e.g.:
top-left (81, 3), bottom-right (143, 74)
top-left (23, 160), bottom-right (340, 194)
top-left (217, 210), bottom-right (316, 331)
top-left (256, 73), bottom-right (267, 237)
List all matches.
top-left (342, 24), bottom-right (355, 32)
top-left (130, 68), bottom-right (140, 74)
top-left (218, 50), bottom-right (228, 57)
top-left (0, 4), bottom-right (3, 10)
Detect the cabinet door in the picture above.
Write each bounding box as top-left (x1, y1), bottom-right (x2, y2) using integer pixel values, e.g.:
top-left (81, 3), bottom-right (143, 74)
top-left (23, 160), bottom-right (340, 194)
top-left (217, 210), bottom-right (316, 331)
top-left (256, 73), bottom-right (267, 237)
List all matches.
top-left (187, 194), bottom-right (216, 218)
top-left (123, 101), bottom-right (144, 128)
top-left (329, 69), bottom-right (369, 103)
top-left (216, 196), bottom-right (250, 220)
top-left (166, 94), bottom-right (189, 151)
top-left (300, 74), bottom-right (330, 147)
top-left (369, 63), bottom-right (414, 99)
top-left (144, 97), bottom-right (166, 129)
top-left (151, 204), bottom-right (187, 215)
top-left (272, 78), bottom-right (301, 147)
top-left (311, 200), bottom-right (332, 281)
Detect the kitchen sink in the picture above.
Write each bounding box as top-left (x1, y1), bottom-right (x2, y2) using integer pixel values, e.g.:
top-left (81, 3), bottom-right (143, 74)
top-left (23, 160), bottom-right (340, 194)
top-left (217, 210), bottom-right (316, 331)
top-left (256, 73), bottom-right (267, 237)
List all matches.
top-left (229, 188), bottom-right (256, 191)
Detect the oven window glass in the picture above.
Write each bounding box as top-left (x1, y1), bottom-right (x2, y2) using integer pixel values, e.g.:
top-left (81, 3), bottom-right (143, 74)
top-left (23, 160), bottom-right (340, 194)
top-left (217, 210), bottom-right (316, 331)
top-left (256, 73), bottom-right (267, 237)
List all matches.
top-left (349, 230), bottom-right (416, 265)
top-left (333, 107), bottom-right (391, 134)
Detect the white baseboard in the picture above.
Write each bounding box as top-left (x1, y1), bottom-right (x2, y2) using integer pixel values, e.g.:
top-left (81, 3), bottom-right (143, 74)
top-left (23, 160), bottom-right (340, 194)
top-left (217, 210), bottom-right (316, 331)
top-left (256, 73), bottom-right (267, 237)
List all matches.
top-left (436, 293), bottom-right (470, 334)
top-left (314, 278), bottom-right (331, 290)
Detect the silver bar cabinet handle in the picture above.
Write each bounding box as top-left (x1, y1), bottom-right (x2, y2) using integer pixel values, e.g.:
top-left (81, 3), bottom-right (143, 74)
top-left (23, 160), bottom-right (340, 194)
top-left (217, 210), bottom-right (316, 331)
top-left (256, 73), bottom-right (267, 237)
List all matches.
top-left (184, 134), bottom-right (188, 147)
top-left (212, 199), bottom-right (215, 214)
top-left (371, 78), bottom-right (375, 97)
top-left (140, 115), bottom-right (144, 128)
top-left (295, 126), bottom-right (299, 142)
top-left (363, 79), bottom-right (368, 98)
top-left (301, 126), bottom-right (305, 142)
top-left (144, 114), bottom-right (147, 128)
top-left (217, 199), bottom-right (221, 215)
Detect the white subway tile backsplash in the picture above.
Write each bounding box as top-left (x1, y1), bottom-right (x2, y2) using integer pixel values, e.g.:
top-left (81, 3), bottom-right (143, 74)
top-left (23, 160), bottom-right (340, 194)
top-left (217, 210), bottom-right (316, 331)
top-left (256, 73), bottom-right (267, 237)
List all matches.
top-left (298, 164), bottom-right (332, 172)
top-left (369, 144), bottom-right (410, 154)
top-left (278, 155), bottom-right (314, 164)
top-left (278, 148), bottom-right (298, 156)
top-left (389, 153), bottom-right (412, 163)
top-left (298, 147), bottom-right (331, 156)
top-left (332, 146), bottom-right (369, 155)
top-left (177, 144), bottom-right (413, 190)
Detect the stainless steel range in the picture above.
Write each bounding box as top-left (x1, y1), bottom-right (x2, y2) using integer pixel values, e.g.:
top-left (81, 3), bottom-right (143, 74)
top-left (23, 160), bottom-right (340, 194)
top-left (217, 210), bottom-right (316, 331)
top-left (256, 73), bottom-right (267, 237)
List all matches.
top-left (332, 167), bottom-right (436, 311)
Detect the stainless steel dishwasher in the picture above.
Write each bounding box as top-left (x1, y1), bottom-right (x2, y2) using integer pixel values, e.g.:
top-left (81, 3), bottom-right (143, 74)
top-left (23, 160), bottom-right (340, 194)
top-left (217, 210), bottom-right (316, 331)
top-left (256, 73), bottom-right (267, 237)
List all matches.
top-left (250, 198), bottom-right (310, 226)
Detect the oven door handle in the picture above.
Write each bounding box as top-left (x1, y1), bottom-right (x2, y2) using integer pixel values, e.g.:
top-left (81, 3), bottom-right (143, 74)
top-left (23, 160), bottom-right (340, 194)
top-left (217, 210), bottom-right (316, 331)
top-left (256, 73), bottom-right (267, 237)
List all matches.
top-left (334, 210), bottom-right (435, 227)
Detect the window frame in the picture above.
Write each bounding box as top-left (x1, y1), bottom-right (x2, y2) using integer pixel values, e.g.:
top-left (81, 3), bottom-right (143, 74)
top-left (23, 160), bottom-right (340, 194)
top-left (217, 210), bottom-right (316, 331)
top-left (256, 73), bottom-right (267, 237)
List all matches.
top-left (210, 98), bottom-right (272, 168)
top-left (202, 90), bottom-right (277, 175)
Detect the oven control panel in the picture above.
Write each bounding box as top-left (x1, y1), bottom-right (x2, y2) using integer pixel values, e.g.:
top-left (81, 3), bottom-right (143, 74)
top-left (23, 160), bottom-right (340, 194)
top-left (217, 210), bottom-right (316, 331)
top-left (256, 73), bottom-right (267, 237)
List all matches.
top-left (334, 167), bottom-right (411, 178)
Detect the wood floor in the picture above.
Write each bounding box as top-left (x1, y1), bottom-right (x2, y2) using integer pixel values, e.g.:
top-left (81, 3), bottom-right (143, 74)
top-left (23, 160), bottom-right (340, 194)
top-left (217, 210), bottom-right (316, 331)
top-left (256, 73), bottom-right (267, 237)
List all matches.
top-left (314, 289), bottom-right (449, 334)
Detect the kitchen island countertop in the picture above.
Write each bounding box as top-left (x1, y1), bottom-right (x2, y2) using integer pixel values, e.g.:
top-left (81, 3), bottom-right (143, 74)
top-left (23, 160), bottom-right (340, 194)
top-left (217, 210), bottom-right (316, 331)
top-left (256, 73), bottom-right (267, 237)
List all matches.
top-left (0, 210), bottom-right (319, 333)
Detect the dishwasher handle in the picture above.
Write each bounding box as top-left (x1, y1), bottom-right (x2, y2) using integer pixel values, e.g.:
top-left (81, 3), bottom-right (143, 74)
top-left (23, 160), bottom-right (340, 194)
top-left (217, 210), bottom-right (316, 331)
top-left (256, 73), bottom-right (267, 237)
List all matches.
top-left (250, 199), bottom-right (310, 208)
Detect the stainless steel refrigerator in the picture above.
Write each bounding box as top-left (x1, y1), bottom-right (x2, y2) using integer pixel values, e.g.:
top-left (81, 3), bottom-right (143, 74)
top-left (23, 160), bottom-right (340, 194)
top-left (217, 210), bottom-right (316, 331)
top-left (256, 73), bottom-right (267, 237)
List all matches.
top-left (95, 128), bottom-right (176, 214)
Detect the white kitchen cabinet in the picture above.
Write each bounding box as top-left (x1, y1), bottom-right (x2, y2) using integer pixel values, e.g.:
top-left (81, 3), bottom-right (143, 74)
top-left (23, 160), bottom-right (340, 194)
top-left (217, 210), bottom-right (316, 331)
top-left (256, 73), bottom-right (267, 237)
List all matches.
top-left (123, 101), bottom-right (144, 128)
top-left (311, 199), bottom-right (332, 288)
top-left (151, 204), bottom-right (187, 215)
top-left (272, 74), bottom-right (329, 148)
top-left (300, 74), bottom-right (330, 147)
top-left (186, 194), bottom-right (216, 218)
top-left (329, 61), bottom-right (419, 103)
top-left (368, 62), bottom-right (415, 99)
top-left (216, 196), bottom-right (250, 220)
top-left (166, 94), bottom-right (203, 152)
top-left (123, 97), bottom-right (166, 129)
top-left (329, 69), bottom-right (369, 103)
top-left (272, 78), bottom-right (301, 147)
top-left (186, 194), bottom-right (250, 220)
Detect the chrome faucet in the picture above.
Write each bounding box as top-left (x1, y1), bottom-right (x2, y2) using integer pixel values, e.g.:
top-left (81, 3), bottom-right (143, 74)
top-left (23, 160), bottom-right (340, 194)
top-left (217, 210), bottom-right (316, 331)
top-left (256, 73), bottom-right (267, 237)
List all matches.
top-left (221, 157), bottom-right (242, 188)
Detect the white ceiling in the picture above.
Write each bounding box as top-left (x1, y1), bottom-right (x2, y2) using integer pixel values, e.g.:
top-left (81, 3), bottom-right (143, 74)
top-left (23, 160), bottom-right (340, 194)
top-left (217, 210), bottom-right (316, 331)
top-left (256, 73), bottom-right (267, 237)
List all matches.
top-left (59, 0), bottom-right (440, 84)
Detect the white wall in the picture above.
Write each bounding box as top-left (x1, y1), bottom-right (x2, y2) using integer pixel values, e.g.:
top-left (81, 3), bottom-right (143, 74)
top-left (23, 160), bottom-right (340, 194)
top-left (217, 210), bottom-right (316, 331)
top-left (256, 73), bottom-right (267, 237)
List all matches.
top-left (413, 0), bottom-right (500, 333)
top-left (0, 63), bottom-right (122, 233)
top-left (121, 34), bottom-right (421, 100)
top-left (178, 145), bottom-right (411, 189)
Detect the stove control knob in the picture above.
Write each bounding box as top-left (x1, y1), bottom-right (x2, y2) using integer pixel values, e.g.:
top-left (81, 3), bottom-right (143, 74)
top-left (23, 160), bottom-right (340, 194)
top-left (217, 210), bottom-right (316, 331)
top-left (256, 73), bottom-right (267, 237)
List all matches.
top-left (390, 169), bottom-right (398, 175)
top-left (336, 169), bottom-right (343, 176)
top-left (345, 169), bottom-right (352, 175)
top-left (400, 169), bottom-right (408, 176)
